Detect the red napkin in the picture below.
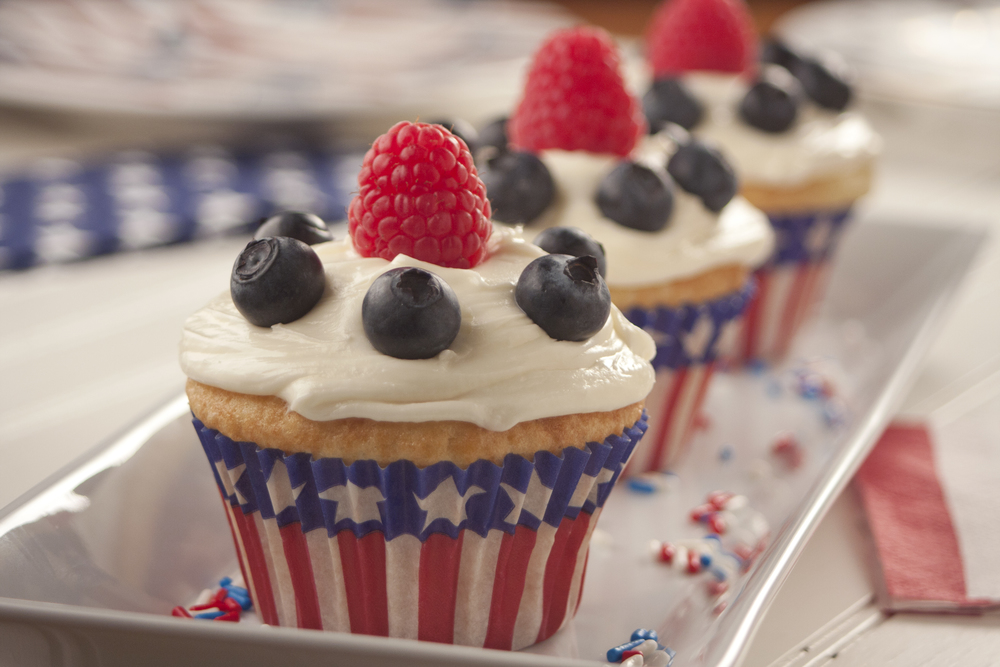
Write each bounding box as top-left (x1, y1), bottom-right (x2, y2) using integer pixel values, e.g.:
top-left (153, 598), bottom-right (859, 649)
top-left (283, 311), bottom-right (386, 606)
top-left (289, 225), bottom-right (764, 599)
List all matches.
top-left (855, 382), bottom-right (1000, 612)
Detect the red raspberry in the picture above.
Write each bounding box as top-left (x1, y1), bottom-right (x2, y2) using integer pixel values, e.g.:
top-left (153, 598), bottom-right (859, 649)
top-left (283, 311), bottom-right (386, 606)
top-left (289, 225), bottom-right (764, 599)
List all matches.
top-left (646, 0), bottom-right (758, 78)
top-left (508, 27), bottom-right (646, 158)
top-left (348, 121), bottom-right (492, 269)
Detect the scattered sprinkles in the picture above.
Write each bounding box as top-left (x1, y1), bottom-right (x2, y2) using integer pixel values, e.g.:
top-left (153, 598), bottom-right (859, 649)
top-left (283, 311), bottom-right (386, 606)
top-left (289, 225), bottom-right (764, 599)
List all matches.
top-left (650, 493), bottom-right (770, 607)
top-left (172, 577), bottom-right (252, 623)
top-left (770, 433), bottom-right (804, 470)
top-left (608, 629), bottom-right (675, 666)
top-left (626, 471), bottom-right (679, 495)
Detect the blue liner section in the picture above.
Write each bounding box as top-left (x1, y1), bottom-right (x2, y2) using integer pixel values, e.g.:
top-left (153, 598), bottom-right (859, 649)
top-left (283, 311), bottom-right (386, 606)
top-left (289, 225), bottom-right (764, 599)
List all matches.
top-left (767, 208), bottom-right (852, 266)
top-left (193, 411), bottom-right (647, 542)
top-left (624, 280), bottom-right (755, 371)
top-left (0, 146), bottom-right (361, 270)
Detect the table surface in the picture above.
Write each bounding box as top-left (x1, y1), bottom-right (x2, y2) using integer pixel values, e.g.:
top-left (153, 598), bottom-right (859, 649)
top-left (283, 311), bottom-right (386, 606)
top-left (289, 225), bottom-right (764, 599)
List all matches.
top-left (2, 80), bottom-right (1000, 667)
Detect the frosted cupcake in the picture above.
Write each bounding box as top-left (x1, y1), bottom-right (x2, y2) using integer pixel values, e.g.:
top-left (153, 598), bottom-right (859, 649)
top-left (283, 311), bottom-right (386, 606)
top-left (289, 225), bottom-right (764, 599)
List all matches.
top-left (180, 122), bottom-right (655, 649)
top-left (643, 0), bottom-right (880, 361)
top-left (480, 27), bottom-right (773, 472)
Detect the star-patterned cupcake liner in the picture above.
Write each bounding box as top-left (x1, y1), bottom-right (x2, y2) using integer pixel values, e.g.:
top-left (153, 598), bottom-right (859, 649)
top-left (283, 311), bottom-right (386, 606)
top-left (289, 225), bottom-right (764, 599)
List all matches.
top-left (623, 280), bottom-right (754, 473)
top-left (727, 207), bottom-right (852, 363)
top-left (192, 411), bottom-right (648, 650)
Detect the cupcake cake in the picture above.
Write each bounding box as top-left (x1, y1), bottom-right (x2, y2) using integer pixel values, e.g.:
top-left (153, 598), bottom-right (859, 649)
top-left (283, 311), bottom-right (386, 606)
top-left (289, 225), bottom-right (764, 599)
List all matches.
top-left (643, 0), bottom-right (881, 362)
top-left (480, 27), bottom-right (773, 472)
top-left (180, 122), bottom-right (655, 650)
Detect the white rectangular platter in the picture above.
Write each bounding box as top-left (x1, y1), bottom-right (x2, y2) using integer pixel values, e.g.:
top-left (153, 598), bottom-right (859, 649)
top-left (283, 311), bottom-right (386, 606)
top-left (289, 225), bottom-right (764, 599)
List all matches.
top-left (0, 220), bottom-right (985, 667)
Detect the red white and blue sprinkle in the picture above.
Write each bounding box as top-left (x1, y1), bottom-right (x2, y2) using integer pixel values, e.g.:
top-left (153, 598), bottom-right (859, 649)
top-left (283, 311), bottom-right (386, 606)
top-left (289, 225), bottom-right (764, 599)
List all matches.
top-left (172, 577), bottom-right (253, 622)
top-left (607, 630), bottom-right (675, 666)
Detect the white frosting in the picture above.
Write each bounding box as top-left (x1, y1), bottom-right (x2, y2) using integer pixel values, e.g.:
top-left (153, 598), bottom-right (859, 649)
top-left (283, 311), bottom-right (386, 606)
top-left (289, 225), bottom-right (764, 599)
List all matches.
top-left (179, 226), bottom-right (656, 431)
top-left (683, 72), bottom-right (881, 186)
top-left (532, 148), bottom-right (773, 288)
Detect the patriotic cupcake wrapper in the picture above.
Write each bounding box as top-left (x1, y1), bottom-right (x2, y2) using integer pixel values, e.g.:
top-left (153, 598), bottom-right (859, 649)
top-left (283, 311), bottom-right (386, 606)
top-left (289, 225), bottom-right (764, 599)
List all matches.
top-left (729, 208), bottom-right (852, 363)
top-left (193, 412), bottom-right (647, 650)
top-left (623, 281), bottom-right (754, 472)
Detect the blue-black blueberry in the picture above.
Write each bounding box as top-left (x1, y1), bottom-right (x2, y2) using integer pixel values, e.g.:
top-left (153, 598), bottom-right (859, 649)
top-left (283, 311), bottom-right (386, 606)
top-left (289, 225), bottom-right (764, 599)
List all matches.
top-left (666, 141), bottom-right (738, 213)
top-left (479, 149), bottom-right (555, 225)
top-left (643, 78), bottom-right (704, 132)
top-left (739, 79), bottom-right (798, 133)
top-left (760, 38), bottom-right (803, 72)
top-left (596, 160), bottom-right (674, 232)
top-left (792, 58), bottom-right (851, 111)
top-left (430, 118), bottom-right (479, 153)
top-left (477, 116), bottom-right (509, 153)
top-left (254, 211), bottom-right (333, 246)
top-left (532, 226), bottom-right (608, 278)
top-left (515, 254), bottom-right (611, 342)
top-left (231, 236), bottom-right (326, 327)
top-left (362, 267), bottom-right (461, 359)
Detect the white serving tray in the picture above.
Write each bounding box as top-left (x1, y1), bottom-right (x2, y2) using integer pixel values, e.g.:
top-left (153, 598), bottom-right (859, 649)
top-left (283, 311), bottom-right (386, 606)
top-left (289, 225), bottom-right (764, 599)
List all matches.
top-left (0, 221), bottom-right (984, 667)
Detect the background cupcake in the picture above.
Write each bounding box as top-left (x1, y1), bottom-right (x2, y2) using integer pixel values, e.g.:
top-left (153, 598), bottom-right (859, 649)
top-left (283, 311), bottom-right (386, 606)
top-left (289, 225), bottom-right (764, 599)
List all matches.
top-left (180, 122), bottom-right (655, 649)
top-left (643, 0), bottom-right (881, 362)
top-left (481, 27), bottom-right (773, 472)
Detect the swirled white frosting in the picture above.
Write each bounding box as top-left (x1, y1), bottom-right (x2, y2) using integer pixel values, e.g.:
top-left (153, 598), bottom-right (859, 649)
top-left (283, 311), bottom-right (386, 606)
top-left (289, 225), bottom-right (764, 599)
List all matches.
top-left (683, 72), bottom-right (881, 186)
top-left (532, 148), bottom-right (773, 287)
top-left (179, 226), bottom-right (656, 430)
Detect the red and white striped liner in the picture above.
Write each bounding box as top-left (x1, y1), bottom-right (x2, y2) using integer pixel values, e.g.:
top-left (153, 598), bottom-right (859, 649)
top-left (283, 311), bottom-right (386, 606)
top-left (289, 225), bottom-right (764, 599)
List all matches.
top-left (210, 462), bottom-right (610, 649)
top-left (627, 362), bottom-right (715, 474)
top-left (730, 260), bottom-right (832, 363)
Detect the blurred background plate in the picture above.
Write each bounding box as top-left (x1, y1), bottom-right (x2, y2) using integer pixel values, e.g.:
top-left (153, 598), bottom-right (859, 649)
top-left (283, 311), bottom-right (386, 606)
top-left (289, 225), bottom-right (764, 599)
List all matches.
top-left (0, 0), bottom-right (569, 120)
top-left (775, 0), bottom-right (1000, 110)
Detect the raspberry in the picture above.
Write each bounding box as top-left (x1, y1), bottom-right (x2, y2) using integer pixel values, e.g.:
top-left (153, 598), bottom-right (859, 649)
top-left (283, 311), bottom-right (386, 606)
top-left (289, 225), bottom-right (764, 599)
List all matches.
top-left (348, 121), bottom-right (492, 269)
top-left (646, 0), bottom-right (758, 77)
top-left (508, 27), bottom-right (646, 158)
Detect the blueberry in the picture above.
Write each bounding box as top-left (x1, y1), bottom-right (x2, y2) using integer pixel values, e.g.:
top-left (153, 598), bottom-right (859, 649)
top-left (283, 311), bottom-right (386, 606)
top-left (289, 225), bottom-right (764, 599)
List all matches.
top-left (254, 211), bottom-right (333, 246)
top-left (477, 116), bottom-right (508, 152)
top-left (231, 237), bottom-right (325, 327)
top-left (666, 141), bottom-right (738, 213)
top-left (479, 150), bottom-right (555, 225)
top-left (792, 58), bottom-right (851, 111)
top-left (760, 38), bottom-right (802, 72)
top-left (596, 161), bottom-right (673, 232)
top-left (643, 78), bottom-right (704, 132)
top-left (532, 226), bottom-right (607, 278)
top-left (515, 254), bottom-right (611, 342)
top-left (429, 118), bottom-right (479, 153)
top-left (362, 267), bottom-right (461, 359)
top-left (739, 79), bottom-right (798, 133)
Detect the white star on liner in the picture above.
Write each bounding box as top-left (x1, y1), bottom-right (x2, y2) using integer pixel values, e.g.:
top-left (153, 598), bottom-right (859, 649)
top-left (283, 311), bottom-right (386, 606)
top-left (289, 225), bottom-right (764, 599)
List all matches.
top-left (266, 459), bottom-right (307, 515)
top-left (805, 218), bottom-right (832, 255)
top-left (500, 470), bottom-right (552, 523)
top-left (318, 481), bottom-right (385, 524)
top-left (213, 460), bottom-right (238, 498)
top-left (586, 467), bottom-right (616, 507)
top-left (415, 477), bottom-right (486, 532)
top-left (683, 314), bottom-right (714, 361)
top-left (224, 463), bottom-right (248, 505)
top-left (566, 472), bottom-right (597, 512)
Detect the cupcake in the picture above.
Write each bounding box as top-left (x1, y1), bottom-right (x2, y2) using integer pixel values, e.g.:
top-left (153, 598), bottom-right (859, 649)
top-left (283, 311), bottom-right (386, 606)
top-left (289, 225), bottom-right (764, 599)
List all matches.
top-left (481, 27), bottom-right (773, 472)
top-left (643, 0), bottom-right (880, 362)
top-left (180, 122), bottom-right (655, 650)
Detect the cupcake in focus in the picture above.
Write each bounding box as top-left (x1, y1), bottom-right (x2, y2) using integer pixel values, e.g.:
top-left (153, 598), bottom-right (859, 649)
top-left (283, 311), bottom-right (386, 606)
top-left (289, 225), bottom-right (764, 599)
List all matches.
top-left (644, 0), bottom-right (880, 362)
top-left (180, 122), bottom-right (655, 650)
top-left (481, 27), bottom-right (773, 472)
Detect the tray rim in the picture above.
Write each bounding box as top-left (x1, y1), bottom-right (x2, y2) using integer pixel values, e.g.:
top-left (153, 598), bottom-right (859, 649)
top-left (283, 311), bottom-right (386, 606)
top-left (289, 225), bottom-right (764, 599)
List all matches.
top-left (0, 221), bottom-right (989, 667)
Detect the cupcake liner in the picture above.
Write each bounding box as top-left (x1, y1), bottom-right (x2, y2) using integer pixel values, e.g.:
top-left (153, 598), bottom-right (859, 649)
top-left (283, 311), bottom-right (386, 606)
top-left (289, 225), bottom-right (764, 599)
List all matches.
top-left (731, 207), bottom-right (852, 362)
top-left (623, 281), bottom-right (754, 472)
top-left (193, 411), bottom-right (647, 650)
